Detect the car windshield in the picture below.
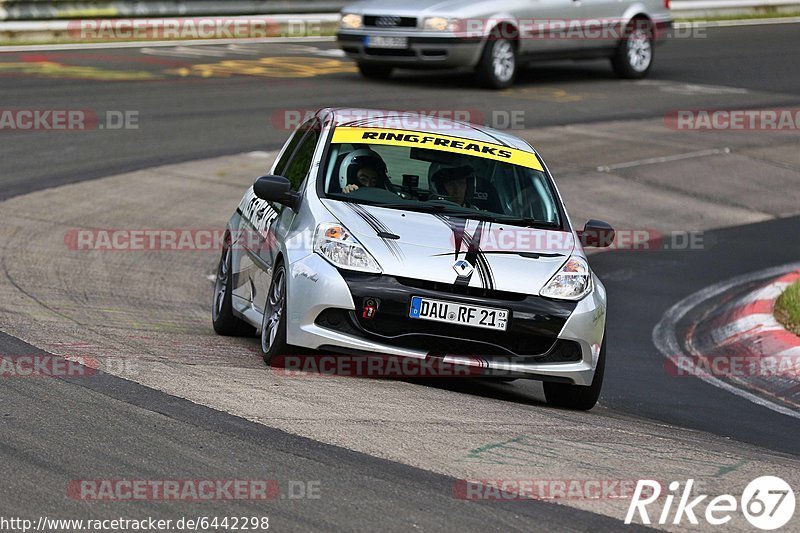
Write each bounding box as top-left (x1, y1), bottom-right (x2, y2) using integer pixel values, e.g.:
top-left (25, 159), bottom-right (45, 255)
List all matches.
top-left (321, 127), bottom-right (561, 228)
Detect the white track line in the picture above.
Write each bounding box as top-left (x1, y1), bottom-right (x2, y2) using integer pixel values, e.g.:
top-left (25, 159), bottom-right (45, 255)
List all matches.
top-left (597, 147), bottom-right (730, 172)
top-left (652, 261), bottom-right (800, 420)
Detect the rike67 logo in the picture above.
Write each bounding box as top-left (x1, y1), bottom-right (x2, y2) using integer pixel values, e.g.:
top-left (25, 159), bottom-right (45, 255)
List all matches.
top-left (625, 476), bottom-right (795, 530)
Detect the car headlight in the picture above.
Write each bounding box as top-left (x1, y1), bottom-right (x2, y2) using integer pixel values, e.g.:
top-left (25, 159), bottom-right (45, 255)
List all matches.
top-left (423, 16), bottom-right (460, 32)
top-left (314, 223), bottom-right (381, 273)
top-left (540, 256), bottom-right (592, 300)
top-left (340, 13), bottom-right (363, 29)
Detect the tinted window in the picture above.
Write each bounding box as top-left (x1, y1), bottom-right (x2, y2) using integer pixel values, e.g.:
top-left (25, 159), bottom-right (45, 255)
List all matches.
top-left (273, 127), bottom-right (306, 177)
top-left (283, 127), bottom-right (319, 190)
top-left (322, 142), bottom-right (560, 227)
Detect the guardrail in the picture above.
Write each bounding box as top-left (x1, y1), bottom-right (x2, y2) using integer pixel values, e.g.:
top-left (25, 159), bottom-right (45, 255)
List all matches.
top-left (0, 1), bottom-right (346, 20)
top-left (671, 0), bottom-right (800, 16)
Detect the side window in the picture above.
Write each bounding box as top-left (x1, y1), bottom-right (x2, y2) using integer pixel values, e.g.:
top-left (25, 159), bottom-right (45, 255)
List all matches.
top-left (273, 127), bottom-right (306, 177)
top-left (283, 126), bottom-right (319, 190)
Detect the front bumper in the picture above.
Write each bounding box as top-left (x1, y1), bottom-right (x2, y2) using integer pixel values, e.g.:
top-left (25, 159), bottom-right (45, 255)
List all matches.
top-left (285, 253), bottom-right (606, 385)
top-left (337, 31), bottom-right (483, 68)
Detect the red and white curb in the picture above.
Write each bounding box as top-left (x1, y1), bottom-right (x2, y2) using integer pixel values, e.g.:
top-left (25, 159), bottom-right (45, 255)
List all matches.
top-left (654, 262), bottom-right (800, 420)
top-left (700, 270), bottom-right (800, 358)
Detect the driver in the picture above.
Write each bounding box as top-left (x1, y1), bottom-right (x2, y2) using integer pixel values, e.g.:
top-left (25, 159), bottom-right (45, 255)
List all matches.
top-left (430, 165), bottom-right (475, 207)
top-left (339, 149), bottom-right (389, 194)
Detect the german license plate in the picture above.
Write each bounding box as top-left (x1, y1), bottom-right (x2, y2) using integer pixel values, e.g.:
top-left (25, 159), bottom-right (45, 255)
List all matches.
top-left (365, 36), bottom-right (408, 49)
top-left (409, 296), bottom-right (508, 331)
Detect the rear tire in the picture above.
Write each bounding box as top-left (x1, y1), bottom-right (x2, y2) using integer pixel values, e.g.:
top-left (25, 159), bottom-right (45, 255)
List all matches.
top-left (611, 19), bottom-right (654, 79)
top-left (358, 63), bottom-right (393, 80)
top-left (476, 36), bottom-right (517, 89)
top-left (260, 262), bottom-right (291, 365)
top-left (543, 337), bottom-right (605, 410)
top-left (212, 237), bottom-right (256, 337)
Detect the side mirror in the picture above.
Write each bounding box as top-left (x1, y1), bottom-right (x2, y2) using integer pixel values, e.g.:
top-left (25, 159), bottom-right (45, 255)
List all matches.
top-left (253, 175), bottom-right (300, 210)
top-left (581, 219), bottom-right (615, 248)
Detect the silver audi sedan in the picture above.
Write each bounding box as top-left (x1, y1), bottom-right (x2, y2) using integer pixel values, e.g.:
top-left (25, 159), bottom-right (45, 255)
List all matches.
top-left (337, 0), bottom-right (672, 88)
top-left (212, 108), bottom-right (613, 409)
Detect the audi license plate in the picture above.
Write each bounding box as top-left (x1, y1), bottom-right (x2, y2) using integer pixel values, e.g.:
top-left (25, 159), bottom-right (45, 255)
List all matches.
top-left (409, 296), bottom-right (508, 331)
top-left (365, 36), bottom-right (408, 49)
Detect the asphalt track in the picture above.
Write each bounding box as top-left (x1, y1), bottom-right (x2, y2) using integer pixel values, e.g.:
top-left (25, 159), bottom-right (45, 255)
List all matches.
top-left (1, 23), bottom-right (799, 200)
top-left (1, 21), bottom-right (800, 531)
top-left (1, 331), bottom-right (644, 532)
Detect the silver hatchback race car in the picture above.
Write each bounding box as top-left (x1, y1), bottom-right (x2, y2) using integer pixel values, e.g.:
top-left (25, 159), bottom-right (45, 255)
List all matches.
top-left (212, 108), bottom-right (613, 409)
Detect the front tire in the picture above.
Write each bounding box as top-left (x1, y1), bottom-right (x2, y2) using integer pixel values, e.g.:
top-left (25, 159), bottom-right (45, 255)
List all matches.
top-left (212, 238), bottom-right (256, 337)
top-left (358, 63), bottom-right (393, 80)
top-left (543, 337), bottom-right (606, 410)
top-left (260, 262), bottom-right (291, 365)
top-left (476, 37), bottom-right (517, 89)
top-left (611, 20), bottom-right (654, 79)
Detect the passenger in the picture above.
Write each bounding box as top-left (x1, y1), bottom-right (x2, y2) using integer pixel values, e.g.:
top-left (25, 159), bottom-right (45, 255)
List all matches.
top-left (430, 165), bottom-right (475, 207)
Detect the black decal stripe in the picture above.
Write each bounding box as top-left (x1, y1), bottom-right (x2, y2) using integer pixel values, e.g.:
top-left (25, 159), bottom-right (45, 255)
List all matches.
top-left (347, 203), bottom-right (403, 261)
top-left (354, 205), bottom-right (404, 260)
top-left (473, 221), bottom-right (495, 290)
top-left (436, 215), bottom-right (495, 290)
top-left (462, 223), bottom-right (495, 290)
top-left (434, 214), bottom-right (466, 262)
top-left (459, 231), bottom-right (484, 288)
top-left (436, 214), bottom-right (487, 287)
top-left (435, 214), bottom-right (473, 284)
top-left (475, 252), bottom-right (495, 290)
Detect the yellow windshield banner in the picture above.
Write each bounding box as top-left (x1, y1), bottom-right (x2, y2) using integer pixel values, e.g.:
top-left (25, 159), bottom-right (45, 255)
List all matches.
top-left (331, 127), bottom-right (543, 171)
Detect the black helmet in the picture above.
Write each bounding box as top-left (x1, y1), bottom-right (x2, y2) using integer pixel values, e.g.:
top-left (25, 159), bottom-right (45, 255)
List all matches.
top-left (430, 165), bottom-right (475, 206)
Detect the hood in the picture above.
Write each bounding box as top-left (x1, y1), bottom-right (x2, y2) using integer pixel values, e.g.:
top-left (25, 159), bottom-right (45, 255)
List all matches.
top-left (322, 199), bottom-right (576, 295)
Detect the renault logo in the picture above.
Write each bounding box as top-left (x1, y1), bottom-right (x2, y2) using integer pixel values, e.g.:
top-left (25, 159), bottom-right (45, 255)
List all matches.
top-left (375, 16), bottom-right (402, 27)
top-left (453, 259), bottom-right (474, 277)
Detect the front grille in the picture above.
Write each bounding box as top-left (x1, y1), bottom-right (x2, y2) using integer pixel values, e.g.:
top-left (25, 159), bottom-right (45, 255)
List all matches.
top-left (364, 48), bottom-right (416, 57)
top-left (397, 277), bottom-right (527, 302)
top-left (364, 15), bottom-right (417, 28)
top-left (314, 308), bottom-right (576, 360)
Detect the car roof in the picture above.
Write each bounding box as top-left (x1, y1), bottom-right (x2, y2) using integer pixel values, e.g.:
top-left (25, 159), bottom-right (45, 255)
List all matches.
top-left (319, 107), bottom-right (536, 154)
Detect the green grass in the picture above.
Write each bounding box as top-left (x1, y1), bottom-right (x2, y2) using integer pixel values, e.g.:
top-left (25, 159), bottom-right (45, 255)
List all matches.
top-left (775, 279), bottom-right (800, 336)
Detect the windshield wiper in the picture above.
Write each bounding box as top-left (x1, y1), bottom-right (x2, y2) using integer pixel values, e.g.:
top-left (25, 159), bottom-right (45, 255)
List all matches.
top-left (369, 202), bottom-right (559, 228)
top-left (494, 217), bottom-right (560, 229)
top-left (373, 203), bottom-right (450, 213)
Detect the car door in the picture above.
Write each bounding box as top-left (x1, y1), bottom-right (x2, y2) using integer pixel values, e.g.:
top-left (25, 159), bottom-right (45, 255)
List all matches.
top-left (574, 0), bottom-right (628, 52)
top-left (513, 0), bottom-right (584, 56)
top-left (251, 118), bottom-right (321, 312)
